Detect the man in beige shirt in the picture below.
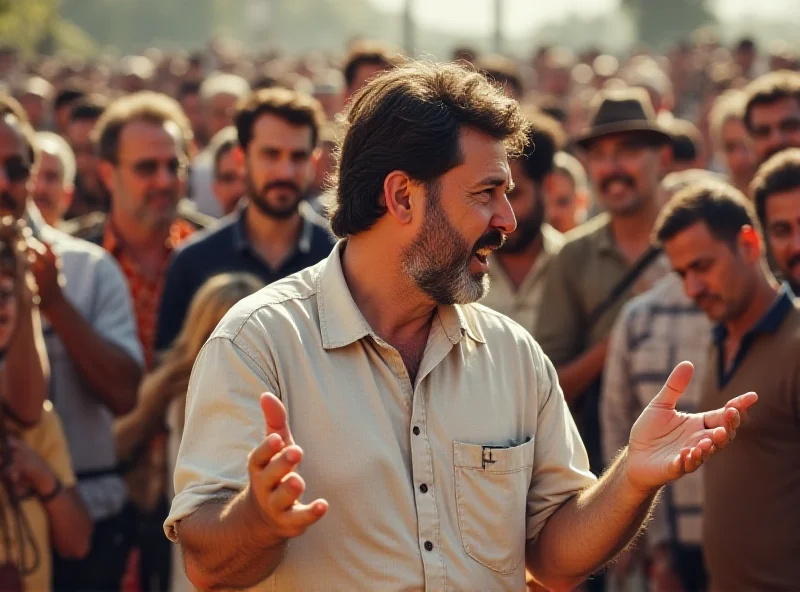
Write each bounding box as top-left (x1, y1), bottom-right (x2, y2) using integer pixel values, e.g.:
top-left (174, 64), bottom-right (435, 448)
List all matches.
top-left (166, 62), bottom-right (756, 592)
top-left (480, 109), bottom-right (564, 333)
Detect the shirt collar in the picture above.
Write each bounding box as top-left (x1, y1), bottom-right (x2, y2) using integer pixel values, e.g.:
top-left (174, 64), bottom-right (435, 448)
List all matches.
top-left (713, 283), bottom-right (795, 343)
top-left (232, 201), bottom-right (316, 255)
top-left (316, 241), bottom-right (485, 350)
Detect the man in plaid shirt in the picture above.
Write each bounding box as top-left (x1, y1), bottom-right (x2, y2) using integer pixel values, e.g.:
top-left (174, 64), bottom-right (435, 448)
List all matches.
top-left (600, 169), bottom-right (723, 592)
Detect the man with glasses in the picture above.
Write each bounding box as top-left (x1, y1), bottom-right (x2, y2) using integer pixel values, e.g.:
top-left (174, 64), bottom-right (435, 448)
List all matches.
top-left (70, 91), bottom-right (212, 591)
top-left (743, 70), bottom-right (800, 166)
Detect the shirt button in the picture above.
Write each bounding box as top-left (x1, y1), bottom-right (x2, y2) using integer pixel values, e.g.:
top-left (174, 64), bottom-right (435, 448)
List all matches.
top-left (424, 541), bottom-right (433, 551)
top-left (419, 483), bottom-right (428, 493)
top-left (413, 426), bottom-right (420, 436)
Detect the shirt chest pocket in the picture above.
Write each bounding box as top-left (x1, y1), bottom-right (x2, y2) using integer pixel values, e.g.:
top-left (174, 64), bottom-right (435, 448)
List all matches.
top-left (453, 438), bottom-right (535, 574)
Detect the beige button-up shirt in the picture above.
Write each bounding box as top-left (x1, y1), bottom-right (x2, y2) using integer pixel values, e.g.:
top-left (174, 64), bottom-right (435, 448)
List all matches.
top-left (165, 241), bottom-right (596, 591)
top-left (480, 224), bottom-right (564, 334)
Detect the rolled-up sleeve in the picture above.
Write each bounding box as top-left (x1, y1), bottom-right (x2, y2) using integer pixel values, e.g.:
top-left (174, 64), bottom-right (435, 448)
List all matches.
top-left (164, 335), bottom-right (277, 542)
top-left (526, 347), bottom-right (597, 541)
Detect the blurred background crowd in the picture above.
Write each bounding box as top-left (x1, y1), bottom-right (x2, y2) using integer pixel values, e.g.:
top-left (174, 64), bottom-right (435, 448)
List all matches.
top-left (0, 0), bottom-right (799, 591)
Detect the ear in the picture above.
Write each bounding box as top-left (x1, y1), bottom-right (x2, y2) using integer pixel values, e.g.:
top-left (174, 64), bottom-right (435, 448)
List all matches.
top-left (739, 224), bottom-right (762, 262)
top-left (97, 160), bottom-right (115, 194)
top-left (309, 147), bottom-right (322, 172)
top-left (383, 170), bottom-right (415, 226)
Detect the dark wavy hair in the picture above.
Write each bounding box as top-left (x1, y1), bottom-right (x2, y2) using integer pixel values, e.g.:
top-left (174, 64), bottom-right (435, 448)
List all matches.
top-left (329, 61), bottom-right (529, 238)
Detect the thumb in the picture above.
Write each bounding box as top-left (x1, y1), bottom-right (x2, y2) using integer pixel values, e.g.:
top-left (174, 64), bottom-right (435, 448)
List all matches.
top-left (650, 361), bottom-right (694, 409)
top-left (260, 392), bottom-right (294, 446)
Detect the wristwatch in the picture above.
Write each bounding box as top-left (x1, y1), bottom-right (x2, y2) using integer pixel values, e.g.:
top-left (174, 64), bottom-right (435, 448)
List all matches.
top-left (38, 478), bottom-right (63, 503)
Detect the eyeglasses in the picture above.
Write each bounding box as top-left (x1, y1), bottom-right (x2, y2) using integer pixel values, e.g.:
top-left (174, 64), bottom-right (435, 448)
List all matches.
top-left (121, 157), bottom-right (188, 179)
top-left (2, 158), bottom-right (31, 184)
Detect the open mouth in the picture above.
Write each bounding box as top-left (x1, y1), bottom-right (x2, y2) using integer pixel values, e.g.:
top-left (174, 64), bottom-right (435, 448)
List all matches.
top-left (474, 247), bottom-right (493, 264)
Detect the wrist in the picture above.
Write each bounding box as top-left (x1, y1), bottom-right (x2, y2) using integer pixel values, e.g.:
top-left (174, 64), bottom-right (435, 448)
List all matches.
top-left (34, 471), bottom-right (60, 500)
top-left (40, 290), bottom-right (68, 320)
top-left (240, 486), bottom-right (287, 550)
top-left (621, 449), bottom-right (661, 501)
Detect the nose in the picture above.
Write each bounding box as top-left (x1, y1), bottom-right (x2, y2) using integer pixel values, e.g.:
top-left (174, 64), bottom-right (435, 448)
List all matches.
top-left (492, 193), bottom-right (517, 235)
top-left (154, 163), bottom-right (176, 188)
top-left (684, 273), bottom-right (705, 300)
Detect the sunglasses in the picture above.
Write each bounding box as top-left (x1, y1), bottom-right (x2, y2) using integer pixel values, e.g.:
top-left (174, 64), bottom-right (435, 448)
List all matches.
top-left (2, 158), bottom-right (31, 183)
top-left (122, 157), bottom-right (188, 179)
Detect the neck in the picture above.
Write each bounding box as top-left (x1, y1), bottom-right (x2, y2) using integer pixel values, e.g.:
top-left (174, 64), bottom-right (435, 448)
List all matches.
top-left (341, 233), bottom-right (436, 344)
top-left (724, 273), bottom-right (780, 343)
top-left (609, 202), bottom-right (660, 246)
top-left (244, 204), bottom-right (303, 251)
top-left (108, 208), bottom-right (170, 252)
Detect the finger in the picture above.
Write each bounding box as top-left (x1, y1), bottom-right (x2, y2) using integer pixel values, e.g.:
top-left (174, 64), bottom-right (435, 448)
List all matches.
top-left (260, 392), bottom-right (295, 446)
top-left (254, 445), bottom-right (303, 491)
top-left (669, 447), bottom-right (692, 476)
top-left (725, 392), bottom-right (758, 415)
top-left (248, 433), bottom-right (286, 469)
top-left (650, 361), bottom-right (694, 409)
top-left (281, 499), bottom-right (329, 529)
top-left (267, 472), bottom-right (306, 513)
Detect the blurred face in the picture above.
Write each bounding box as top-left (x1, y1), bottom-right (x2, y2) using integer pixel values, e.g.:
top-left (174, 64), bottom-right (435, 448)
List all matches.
top-left (0, 274), bottom-right (17, 353)
top-left (180, 92), bottom-right (205, 142)
top-left (245, 114), bottom-right (317, 220)
top-left (401, 128), bottom-right (516, 304)
top-left (763, 188), bottom-right (800, 292)
top-left (719, 118), bottom-right (757, 192)
top-left (545, 171), bottom-right (583, 233)
top-left (0, 118), bottom-right (32, 220)
top-left (66, 117), bottom-right (101, 193)
top-left (100, 120), bottom-right (186, 231)
top-left (585, 133), bottom-right (661, 216)
top-left (499, 159), bottom-right (544, 253)
top-left (749, 97), bottom-right (800, 164)
top-left (18, 93), bottom-right (46, 129)
top-left (664, 221), bottom-right (758, 323)
top-left (206, 93), bottom-right (238, 139)
top-left (347, 63), bottom-right (387, 100)
top-left (213, 147), bottom-right (246, 215)
top-left (33, 151), bottom-right (72, 226)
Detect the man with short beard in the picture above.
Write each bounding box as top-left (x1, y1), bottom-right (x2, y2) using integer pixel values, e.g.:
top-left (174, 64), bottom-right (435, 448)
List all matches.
top-left (480, 109), bottom-right (565, 333)
top-left (167, 62), bottom-right (754, 592)
top-left (154, 88), bottom-right (335, 353)
top-left (743, 70), bottom-right (800, 165)
top-left (751, 148), bottom-right (800, 294)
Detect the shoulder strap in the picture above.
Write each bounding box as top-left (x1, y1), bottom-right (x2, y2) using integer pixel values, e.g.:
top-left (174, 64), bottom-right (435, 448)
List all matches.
top-left (584, 245), bottom-right (663, 330)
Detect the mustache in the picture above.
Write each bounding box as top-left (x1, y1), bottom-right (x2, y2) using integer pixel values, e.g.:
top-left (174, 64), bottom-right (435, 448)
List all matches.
top-left (788, 254), bottom-right (800, 269)
top-left (472, 229), bottom-right (506, 253)
top-left (261, 180), bottom-right (302, 195)
top-left (600, 174), bottom-right (636, 194)
top-left (145, 189), bottom-right (179, 202)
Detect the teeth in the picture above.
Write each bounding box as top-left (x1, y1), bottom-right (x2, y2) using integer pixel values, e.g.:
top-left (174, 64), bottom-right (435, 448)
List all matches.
top-left (476, 248), bottom-right (492, 257)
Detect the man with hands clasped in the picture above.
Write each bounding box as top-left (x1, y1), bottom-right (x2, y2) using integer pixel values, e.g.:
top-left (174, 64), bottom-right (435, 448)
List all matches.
top-left (168, 62), bottom-right (756, 592)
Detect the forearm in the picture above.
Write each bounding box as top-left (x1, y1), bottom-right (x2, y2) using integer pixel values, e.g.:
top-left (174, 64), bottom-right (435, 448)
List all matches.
top-left (556, 339), bottom-right (608, 403)
top-left (45, 296), bottom-right (141, 416)
top-left (45, 487), bottom-right (93, 559)
top-left (4, 302), bottom-right (48, 425)
top-left (526, 449), bottom-right (659, 590)
top-left (179, 488), bottom-right (286, 590)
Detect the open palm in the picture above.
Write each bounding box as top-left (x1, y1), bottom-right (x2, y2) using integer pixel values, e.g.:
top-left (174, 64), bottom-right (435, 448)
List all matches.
top-left (626, 361), bottom-right (758, 494)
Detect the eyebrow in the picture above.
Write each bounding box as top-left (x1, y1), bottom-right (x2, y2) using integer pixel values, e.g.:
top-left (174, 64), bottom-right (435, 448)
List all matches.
top-left (475, 175), bottom-right (515, 194)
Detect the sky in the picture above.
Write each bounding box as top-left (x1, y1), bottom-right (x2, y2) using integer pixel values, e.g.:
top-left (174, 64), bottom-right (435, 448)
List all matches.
top-left (368, 0), bottom-right (799, 38)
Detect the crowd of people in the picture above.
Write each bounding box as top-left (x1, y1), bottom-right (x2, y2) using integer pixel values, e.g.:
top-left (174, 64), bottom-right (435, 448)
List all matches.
top-left (0, 30), bottom-right (797, 592)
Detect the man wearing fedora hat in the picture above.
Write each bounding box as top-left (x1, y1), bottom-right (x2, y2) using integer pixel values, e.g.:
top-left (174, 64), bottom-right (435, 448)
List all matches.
top-left (536, 88), bottom-right (673, 481)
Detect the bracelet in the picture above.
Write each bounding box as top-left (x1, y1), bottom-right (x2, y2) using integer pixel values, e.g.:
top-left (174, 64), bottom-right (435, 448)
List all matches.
top-left (38, 478), bottom-right (63, 503)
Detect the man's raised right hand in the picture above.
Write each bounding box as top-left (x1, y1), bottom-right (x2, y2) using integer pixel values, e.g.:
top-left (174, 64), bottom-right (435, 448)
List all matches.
top-left (244, 392), bottom-right (328, 545)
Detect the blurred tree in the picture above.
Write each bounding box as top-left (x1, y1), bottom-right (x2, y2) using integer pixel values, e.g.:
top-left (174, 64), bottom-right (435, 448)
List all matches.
top-left (0, 0), bottom-right (94, 56)
top-left (622, 0), bottom-right (716, 49)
